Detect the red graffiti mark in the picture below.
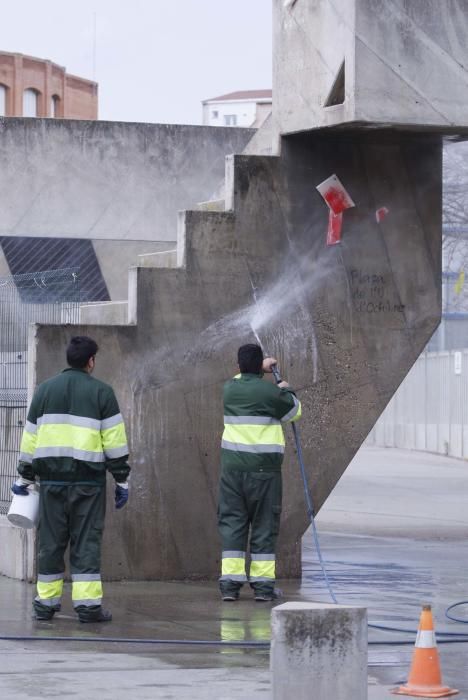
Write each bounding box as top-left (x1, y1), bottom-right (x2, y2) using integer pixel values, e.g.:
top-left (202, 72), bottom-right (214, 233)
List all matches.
top-left (375, 207), bottom-right (389, 223)
top-left (317, 174), bottom-right (355, 215)
top-left (327, 211), bottom-right (343, 246)
top-left (323, 187), bottom-right (350, 215)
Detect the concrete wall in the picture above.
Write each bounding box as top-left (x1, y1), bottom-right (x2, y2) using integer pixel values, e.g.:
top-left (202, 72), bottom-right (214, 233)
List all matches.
top-left (32, 129), bottom-right (442, 581)
top-left (0, 519), bottom-right (35, 580)
top-left (273, 0), bottom-right (356, 135)
top-left (79, 301), bottom-right (129, 325)
top-left (0, 119), bottom-right (254, 298)
top-left (92, 240), bottom-right (175, 300)
top-left (273, 0), bottom-right (468, 135)
top-left (0, 119), bottom-right (254, 242)
top-left (354, 0), bottom-right (468, 128)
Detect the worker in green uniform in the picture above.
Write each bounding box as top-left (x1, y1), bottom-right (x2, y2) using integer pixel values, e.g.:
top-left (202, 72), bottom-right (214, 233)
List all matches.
top-left (11, 336), bottom-right (130, 623)
top-left (218, 343), bottom-right (302, 602)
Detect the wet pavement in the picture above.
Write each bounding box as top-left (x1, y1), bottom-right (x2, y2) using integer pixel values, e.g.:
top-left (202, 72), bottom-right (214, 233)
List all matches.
top-left (2, 446), bottom-right (468, 698)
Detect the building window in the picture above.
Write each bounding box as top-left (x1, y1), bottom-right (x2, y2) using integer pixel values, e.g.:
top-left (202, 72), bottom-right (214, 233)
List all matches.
top-left (224, 114), bottom-right (237, 126)
top-left (0, 85), bottom-right (6, 116)
top-left (23, 88), bottom-right (39, 117)
top-left (51, 95), bottom-right (60, 118)
top-left (212, 110), bottom-right (219, 119)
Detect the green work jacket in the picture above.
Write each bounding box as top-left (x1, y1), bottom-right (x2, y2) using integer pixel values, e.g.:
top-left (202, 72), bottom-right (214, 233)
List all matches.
top-left (18, 368), bottom-right (130, 485)
top-left (221, 373), bottom-right (302, 472)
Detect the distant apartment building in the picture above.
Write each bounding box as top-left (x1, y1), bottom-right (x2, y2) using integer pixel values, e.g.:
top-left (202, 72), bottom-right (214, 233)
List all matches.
top-left (0, 51), bottom-right (97, 119)
top-left (202, 89), bottom-right (272, 128)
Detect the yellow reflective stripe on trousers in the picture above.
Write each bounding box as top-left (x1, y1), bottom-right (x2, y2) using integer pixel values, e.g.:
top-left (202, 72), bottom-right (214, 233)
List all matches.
top-left (36, 423), bottom-right (103, 453)
top-left (101, 421), bottom-right (128, 456)
top-left (222, 423), bottom-right (285, 447)
top-left (72, 580), bottom-right (103, 606)
top-left (250, 560), bottom-right (275, 580)
top-left (221, 558), bottom-right (246, 578)
top-left (36, 577), bottom-right (64, 602)
top-left (19, 427), bottom-right (37, 459)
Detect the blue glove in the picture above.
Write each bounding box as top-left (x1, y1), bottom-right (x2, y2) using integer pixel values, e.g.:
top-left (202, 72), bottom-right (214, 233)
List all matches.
top-left (11, 477), bottom-right (34, 496)
top-left (115, 482), bottom-right (129, 509)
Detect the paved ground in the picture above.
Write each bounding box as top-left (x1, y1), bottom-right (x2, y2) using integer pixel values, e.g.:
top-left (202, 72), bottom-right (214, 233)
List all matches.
top-left (1, 446), bottom-right (468, 698)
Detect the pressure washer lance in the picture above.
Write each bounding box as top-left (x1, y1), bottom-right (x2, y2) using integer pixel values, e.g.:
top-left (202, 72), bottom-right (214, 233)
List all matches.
top-left (271, 362), bottom-right (338, 603)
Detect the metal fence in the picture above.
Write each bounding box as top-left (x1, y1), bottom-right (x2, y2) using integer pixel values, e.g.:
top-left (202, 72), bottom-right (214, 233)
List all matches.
top-left (367, 349), bottom-right (468, 459)
top-left (0, 269), bottom-right (81, 513)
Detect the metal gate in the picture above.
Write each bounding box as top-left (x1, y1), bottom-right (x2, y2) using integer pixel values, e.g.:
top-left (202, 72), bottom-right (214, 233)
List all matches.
top-left (0, 269), bottom-right (81, 513)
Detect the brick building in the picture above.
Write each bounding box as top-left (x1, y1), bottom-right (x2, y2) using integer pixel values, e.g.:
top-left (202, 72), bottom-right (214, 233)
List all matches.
top-left (0, 51), bottom-right (97, 119)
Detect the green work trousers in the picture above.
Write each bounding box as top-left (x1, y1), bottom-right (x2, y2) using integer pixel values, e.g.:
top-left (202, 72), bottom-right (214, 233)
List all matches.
top-left (218, 468), bottom-right (282, 597)
top-left (34, 483), bottom-right (106, 620)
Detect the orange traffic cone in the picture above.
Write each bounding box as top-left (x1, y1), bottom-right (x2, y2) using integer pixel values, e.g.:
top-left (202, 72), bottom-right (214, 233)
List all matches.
top-left (392, 605), bottom-right (458, 698)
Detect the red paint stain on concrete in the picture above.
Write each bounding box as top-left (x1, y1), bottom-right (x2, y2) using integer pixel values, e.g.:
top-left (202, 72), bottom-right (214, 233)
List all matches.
top-left (327, 211), bottom-right (343, 246)
top-left (375, 207), bottom-right (389, 223)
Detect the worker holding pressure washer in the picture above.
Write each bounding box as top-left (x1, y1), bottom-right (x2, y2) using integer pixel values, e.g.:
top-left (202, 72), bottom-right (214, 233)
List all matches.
top-left (11, 336), bottom-right (130, 623)
top-left (218, 343), bottom-right (301, 602)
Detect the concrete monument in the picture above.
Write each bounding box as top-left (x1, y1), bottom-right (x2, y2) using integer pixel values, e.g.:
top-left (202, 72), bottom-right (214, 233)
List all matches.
top-left (5, 0), bottom-right (468, 580)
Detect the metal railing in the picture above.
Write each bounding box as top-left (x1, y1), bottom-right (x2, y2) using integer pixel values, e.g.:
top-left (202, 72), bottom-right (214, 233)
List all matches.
top-left (0, 269), bottom-right (81, 513)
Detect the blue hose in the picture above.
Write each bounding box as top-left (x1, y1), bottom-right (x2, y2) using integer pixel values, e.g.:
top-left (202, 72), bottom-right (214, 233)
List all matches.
top-left (0, 635), bottom-right (268, 647)
top-left (296, 425), bottom-right (468, 638)
top-left (271, 363), bottom-right (468, 641)
top-left (446, 601), bottom-right (468, 624)
top-left (291, 421), bottom-right (338, 604)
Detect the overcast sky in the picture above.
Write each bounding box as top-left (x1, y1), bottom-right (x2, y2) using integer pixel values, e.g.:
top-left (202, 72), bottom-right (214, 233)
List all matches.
top-left (0, 0), bottom-right (272, 125)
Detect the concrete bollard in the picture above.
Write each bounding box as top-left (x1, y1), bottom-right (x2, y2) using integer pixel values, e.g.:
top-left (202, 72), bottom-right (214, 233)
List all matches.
top-left (271, 602), bottom-right (367, 700)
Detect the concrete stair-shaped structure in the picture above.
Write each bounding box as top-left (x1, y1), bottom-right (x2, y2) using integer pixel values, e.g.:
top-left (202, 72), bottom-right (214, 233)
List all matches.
top-left (31, 127), bottom-right (442, 580)
top-left (9, 0), bottom-right (468, 581)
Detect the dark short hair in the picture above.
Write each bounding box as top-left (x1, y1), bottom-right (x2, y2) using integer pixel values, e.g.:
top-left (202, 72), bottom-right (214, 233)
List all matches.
top-left (66, 336), bottom-right (98, 369)
top-left (238, 343), bottom-right (263, 374)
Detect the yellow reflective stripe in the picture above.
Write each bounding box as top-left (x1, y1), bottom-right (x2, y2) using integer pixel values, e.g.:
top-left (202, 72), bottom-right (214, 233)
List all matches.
top-left (20, 428), bottom-right (37, 456)
top-left (250, 560), bottom-right (275, 579)
top-left (223, 423), bottom-right (285, 447)
top-left (72, 580), bottom-right (103, 602)
top-left (290, 400), bottom-right (302, 423)
top-left (37, 578), bottom-right (63, 600)
top-left (222, 558), bottom-right (246, 577)
top-left (101, 422), bottom-right (127, 451)
top-left (36, 424), bottom-right (103, 453)
top-left (281, 396), bottom-right (302, 423)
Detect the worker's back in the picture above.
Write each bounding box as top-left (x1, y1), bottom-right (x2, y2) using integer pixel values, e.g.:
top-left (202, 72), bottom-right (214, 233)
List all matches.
top-left (221, 372), bottom-right (301, 472)
top-left (20, 367), bottom-right (127, 484)
top-left (34, 368), bottom-right (113, 420)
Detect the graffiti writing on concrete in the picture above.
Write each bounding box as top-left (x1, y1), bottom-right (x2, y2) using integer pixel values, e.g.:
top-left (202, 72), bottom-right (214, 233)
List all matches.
top-left (350, 269), bottom-right (405, 313)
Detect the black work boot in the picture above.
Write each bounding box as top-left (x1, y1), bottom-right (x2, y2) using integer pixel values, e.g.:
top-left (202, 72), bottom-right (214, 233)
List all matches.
top-left (33, 600), bottom-right (59, 621)
top-left (253, 587), bottom-right (283, 602)
top-left (76, 605), bottom-right (112, 623)
top-left (220, 584), bottom-right (241, 602)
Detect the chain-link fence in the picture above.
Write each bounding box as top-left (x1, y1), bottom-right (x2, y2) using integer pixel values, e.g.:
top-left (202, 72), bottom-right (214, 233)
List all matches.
top-left (0, 269), bottom-right (81, 513)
